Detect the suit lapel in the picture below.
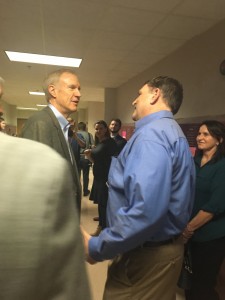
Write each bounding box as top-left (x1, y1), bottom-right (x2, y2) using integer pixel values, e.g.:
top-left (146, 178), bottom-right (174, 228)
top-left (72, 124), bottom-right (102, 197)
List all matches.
top-left (44, 107), bottom-right (73, 163)
top-left (44, 107), bottom-right (81, 207)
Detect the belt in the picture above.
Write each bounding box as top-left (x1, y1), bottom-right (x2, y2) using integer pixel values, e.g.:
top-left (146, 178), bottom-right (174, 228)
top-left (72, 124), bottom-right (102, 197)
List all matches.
top-left (141, 235), bottom-right (180, 247)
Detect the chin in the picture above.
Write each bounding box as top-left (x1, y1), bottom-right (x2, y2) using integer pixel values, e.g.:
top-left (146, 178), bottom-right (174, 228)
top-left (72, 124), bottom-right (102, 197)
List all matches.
top-left (70, 106), bottom-right (77, 112)
top-left (132, 114), bottom-right (137, 121)
top-left (197, 146), bottom-right (204, 151)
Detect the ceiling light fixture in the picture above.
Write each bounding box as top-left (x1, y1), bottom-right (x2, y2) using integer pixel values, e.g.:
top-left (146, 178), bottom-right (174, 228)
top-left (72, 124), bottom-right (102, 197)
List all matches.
top-left (29, 91), bottom-right (45, 96)
top-left (36, 104), bottom-right (47, 107)
top-left (5, 51), bottom-right (82, 67)
top-left (17, 107), bottom-right (38, 111)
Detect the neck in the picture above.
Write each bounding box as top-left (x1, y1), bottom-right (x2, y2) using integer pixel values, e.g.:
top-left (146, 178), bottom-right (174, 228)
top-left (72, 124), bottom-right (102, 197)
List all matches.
top-left (110, 132), bottom-right (118, 138)
top-left (49, 100), bottom-right (70, 119)
top-left (99, 136), bottom-right (108, 142)
top-left (201, 148), bottom-right (216, 166)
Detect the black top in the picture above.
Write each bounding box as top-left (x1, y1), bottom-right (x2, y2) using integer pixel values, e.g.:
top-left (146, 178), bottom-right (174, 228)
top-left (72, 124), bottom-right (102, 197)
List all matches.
top-left (192, 155), bottom-right (225, 242)
top-left (91, 138), bottom-right (117, 180)
top-left (113, 134), bottom-right (127, 155)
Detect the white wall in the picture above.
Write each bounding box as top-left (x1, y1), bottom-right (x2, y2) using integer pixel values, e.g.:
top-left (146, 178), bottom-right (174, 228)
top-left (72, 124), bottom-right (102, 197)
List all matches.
top-left (87, 101), bottom-right (104, 137)
top-left (78, 108), bottom-right (87, 124)
top-left (104, 88), bottom-right (117, 124)
top-left (16, 109), bottom-right (39, 120)
top-left (1, 100), bottom-right (17, 126)
top-left (114, 19), bottom-right (225, 124)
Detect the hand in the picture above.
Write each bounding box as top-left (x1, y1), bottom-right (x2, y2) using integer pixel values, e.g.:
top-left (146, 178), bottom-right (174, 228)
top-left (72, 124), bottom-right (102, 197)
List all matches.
top-left (182, 224), bottom-right (194, 243)
top-left (84, 149), bottom-right (91, 155)
top-left (80, 226), bottom-right (97, 265)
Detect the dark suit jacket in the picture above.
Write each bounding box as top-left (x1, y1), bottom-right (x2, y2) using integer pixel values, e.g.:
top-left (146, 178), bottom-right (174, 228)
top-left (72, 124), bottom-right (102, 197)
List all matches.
top-left (21, 106), bottom-right (81, 211)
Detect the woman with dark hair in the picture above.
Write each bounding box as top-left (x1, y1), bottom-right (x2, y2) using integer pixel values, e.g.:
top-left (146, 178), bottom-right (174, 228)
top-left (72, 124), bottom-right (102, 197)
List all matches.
top-left (183, 120), bottom-right (225, 300)
top-left (84, 120), bottom-right (117, 236)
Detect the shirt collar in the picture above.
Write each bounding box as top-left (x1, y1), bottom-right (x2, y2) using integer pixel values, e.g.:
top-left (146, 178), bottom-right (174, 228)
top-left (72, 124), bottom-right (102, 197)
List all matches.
top-left (48, 104), bottom-right (70, 140)
top-left (135, 110), bottom-right (174, 130)
top-left (48, 104), bottom-right (69, 129)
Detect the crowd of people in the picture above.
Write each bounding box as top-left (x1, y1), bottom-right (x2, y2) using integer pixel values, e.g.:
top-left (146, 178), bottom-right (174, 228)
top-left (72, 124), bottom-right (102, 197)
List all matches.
top-left (1, 71), bottom-right (225, 300)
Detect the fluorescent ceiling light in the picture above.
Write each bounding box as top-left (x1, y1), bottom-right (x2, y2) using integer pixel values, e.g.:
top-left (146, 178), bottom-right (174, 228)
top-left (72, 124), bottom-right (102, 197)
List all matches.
top-left (5, 51), bottom-right (82, 67)
top-left (17, 107), bottom-right (38, 111)
top-left (36, 104), bottom-right (47, 107)
top-left (29, 91), bottom-right (45, 96)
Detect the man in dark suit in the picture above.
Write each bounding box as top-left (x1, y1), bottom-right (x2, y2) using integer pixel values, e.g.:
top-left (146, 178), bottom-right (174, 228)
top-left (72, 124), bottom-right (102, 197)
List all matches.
top-left (21, 68), bottom-right (82, 211)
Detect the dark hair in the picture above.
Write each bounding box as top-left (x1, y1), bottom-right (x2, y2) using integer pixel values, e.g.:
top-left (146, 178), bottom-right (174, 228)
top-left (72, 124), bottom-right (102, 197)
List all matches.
top-left (145, 76), bottom-right (183, 115)
top-left (110, 118), bottom-right (122, 129)
top-left (94, 120), bottom-right (110, 145)
top-left (198, 120), bottom-right (225, 161)
top-left (78, 122), bottom-right (86, 131)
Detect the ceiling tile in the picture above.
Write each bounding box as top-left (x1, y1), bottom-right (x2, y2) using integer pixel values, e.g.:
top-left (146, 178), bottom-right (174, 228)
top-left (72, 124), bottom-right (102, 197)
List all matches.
top-left (1, 0), bottom-right (225, 109)
top-left (152, 15), bottom-right (215, 39)
top-left (108, 0), bottom-right (183, 13)
top-left (173, 0), bottom-right (225, 20)
top-left (99, 6), bottom-right (165, 35)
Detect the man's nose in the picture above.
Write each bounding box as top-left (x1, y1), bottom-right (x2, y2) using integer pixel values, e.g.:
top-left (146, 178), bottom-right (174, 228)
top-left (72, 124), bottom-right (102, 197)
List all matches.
top-left (75, 89), bottom-right (81, 97)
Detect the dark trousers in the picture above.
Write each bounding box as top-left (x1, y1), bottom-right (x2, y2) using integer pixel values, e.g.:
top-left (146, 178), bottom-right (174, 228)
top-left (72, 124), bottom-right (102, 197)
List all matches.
top-left (97, 180), bottom-right (108, 229)
top-left (185, 236), bottom-right (225, 300)
top-left (80, 158), bottom-right (90, 194)
top-left (98, 196), bottom-right (107, 229)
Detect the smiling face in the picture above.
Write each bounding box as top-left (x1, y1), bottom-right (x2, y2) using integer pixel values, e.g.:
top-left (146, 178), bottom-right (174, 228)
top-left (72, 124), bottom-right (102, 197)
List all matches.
top-left (48, 72), bottom-right (81, 118)
top-left (95, 123), bottom-right (108, 141)
top-left (196, 124), bottom-right (220, 154)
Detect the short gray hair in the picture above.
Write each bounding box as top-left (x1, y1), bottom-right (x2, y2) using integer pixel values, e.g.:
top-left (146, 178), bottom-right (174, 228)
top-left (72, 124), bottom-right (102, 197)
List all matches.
top-left (43, 69), bottom-right (78, 102)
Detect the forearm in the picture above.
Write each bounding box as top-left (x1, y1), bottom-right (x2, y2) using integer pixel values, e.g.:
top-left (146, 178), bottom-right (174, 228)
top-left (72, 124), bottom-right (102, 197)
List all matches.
top-left (183, 210), bottom-right (214, 242)
top-left (188, 210), bottom-right (214, 231)
top-left (73, 133), bottom-right (86, 148)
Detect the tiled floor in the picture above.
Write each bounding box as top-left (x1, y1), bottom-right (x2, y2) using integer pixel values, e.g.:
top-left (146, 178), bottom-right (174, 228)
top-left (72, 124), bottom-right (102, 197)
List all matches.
top-left (80, 172), bottom-right (185, 300)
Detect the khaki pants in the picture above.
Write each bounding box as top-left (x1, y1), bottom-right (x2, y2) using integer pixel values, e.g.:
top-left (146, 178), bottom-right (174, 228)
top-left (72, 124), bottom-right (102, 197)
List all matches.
top-left (103, 237), bottom-right (183, 300)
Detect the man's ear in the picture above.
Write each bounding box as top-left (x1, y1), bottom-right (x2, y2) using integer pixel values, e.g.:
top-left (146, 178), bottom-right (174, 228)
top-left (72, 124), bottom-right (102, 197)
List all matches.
top-left (149, 88), bottom-right (160, 105)
top-left (48, 84), bottom-right (57, 98)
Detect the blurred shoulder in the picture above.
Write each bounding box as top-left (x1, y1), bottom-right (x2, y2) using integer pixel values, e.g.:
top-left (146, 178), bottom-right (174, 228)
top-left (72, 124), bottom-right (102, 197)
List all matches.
top-left (0, 133), bottom-right (65, 164)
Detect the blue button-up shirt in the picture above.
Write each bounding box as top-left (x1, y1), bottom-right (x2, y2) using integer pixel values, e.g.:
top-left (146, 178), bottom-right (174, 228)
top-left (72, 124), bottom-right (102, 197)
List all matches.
top-left (89, 110), bottom-right (196, 261)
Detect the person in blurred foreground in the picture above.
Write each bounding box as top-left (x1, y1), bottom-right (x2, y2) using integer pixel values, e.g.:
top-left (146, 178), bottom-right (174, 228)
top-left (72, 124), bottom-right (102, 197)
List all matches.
top-left (0, 133), bottom-right (91, 300)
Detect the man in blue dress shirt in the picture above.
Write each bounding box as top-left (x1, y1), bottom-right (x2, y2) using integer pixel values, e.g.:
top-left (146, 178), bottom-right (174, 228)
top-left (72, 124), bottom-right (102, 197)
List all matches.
top-left (82, 76), bottom-right (196, 300)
